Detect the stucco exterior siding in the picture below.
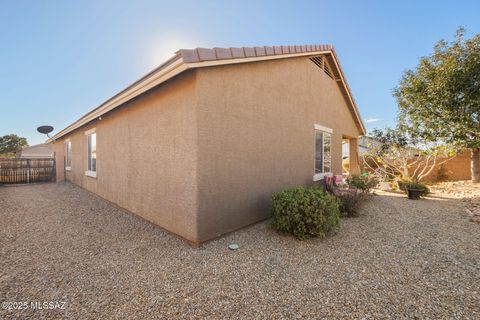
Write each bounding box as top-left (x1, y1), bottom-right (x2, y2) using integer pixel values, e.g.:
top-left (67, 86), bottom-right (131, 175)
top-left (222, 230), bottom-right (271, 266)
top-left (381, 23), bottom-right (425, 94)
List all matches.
top-left (195, 57), bottom-right (361, 242)
top-left (53, 71), bottom-right (200, 243)
top-left (52, 54), bottom-right (362, 244)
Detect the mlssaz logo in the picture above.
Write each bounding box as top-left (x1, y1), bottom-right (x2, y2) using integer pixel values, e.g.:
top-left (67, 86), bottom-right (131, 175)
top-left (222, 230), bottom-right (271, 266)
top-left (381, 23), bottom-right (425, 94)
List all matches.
top-left (30, 301), bottom-right (66, 310)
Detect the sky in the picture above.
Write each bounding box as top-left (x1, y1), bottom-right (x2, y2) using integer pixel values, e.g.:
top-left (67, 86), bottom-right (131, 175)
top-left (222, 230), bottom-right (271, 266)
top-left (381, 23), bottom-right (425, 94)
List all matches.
top-left (1, 0), bottom-right (479, 145)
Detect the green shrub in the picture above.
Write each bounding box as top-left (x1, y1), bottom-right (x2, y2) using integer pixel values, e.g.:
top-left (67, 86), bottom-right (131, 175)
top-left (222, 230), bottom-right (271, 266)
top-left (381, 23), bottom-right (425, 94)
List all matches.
top-left (333, 188), bottom-right (366, 217)
top-left (346, 174), bottom-right (378, 192)
top-left (401, 181), bottom-right (430, 195)
top-left (396, 177), bottom-right (410, 191)
top-left (271, 187), bottom-right (340, 240)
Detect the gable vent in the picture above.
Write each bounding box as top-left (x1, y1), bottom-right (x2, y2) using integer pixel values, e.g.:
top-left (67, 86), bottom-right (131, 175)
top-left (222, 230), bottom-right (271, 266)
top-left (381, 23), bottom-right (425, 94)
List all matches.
top-left (310, 56), bottom-right (334, 80)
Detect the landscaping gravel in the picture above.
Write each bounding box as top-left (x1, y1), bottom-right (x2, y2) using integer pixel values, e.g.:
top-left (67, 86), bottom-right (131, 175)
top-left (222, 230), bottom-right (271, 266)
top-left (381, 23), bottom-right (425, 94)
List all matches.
top-left (1, 182), bottom-right (479, 319)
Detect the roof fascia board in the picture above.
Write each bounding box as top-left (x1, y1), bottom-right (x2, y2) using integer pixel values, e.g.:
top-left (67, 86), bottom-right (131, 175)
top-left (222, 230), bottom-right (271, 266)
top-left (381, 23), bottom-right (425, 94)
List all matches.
top-left (328, 52), bottom-right (366, 134)
top-left (184, 51), bottom-right (331, 68)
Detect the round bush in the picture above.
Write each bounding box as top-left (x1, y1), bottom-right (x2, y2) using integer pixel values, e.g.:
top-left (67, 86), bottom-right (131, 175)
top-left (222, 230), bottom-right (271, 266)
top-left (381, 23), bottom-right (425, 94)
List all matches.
top-left (401, 181), bottom-right (430, 195)
top-left (271, 187), bottom-right (340, 240)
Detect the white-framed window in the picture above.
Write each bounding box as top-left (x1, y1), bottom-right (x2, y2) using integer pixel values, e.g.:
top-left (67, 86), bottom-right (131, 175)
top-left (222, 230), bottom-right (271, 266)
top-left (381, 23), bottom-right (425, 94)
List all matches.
top-left (313, 124), bottom-right (332, 181)
top-left (85, 129), bottom-right (97, 178)
top-left (65, 140), bottom-right (72, 171)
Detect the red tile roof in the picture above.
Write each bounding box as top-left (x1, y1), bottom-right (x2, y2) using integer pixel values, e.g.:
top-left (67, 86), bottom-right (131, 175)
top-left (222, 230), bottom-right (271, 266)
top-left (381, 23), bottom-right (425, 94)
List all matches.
top-left (177, 44), bottom-right (333, 63)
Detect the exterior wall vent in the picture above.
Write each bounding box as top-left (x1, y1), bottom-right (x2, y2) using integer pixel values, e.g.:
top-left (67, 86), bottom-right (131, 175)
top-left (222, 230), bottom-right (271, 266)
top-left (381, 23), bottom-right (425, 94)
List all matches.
top-left (310, 55), bottom-right (334, 80)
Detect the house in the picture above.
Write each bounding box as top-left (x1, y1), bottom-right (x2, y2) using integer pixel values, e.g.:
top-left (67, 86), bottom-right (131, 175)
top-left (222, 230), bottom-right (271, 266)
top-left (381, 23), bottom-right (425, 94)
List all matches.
top-left (51, 44), bottom-right (365, 244)
top-left (16, 143), bottom-right (53, 158)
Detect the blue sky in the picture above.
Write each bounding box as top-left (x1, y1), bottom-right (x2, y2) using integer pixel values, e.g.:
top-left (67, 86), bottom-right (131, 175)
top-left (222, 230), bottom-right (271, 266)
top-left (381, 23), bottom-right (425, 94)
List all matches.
top-left (1, 0), bottom-right (479, 145)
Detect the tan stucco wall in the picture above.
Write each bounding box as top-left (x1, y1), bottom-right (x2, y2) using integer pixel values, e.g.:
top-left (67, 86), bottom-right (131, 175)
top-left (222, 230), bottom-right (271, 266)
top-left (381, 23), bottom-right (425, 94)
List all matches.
top-left (414, 150), bottom-right (477, 182)
top-left (52, 143), bottom-right (65, 182)
top-left (53, 71), bottom-right (200, 243)
top-left (195, 57), bottom-right (361, 242)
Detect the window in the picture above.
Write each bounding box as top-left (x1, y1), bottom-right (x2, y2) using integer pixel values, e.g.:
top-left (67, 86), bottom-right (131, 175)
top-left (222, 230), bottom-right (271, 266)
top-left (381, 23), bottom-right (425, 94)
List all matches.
top-left (65, 140), bottom-right (72, 171)
top-left (314, 124), bottom-right (332, 180)
top-left (85, 130), bottom-right (96, 178)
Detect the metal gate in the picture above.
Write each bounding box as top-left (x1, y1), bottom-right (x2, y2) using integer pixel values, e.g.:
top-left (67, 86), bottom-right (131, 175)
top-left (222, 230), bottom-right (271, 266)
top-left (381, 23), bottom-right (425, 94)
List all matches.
top-left (0, 158), bottom-right (56, 184)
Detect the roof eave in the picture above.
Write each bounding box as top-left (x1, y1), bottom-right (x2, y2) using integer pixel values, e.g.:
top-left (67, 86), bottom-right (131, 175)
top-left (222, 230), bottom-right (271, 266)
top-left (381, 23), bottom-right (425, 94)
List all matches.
top-left (51, 56), bottom-right (186, 141)
top-left (328, 50), bottom-right (366, 135)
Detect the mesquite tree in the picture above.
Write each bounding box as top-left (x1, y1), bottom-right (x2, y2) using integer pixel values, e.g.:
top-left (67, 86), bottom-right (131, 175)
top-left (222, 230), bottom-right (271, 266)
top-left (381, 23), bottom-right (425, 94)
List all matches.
top-left (363, 128), bottom-right (455, 182)
top-left (394, 27), bottom-right (480, 182)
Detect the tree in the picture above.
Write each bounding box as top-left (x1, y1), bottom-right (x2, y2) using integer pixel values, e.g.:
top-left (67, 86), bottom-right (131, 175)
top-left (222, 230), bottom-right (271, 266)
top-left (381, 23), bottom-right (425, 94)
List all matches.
top-left (363, 128), bottom-right (455, 182)
top-left (394, 27), bottom-right (480, 182)
top-left (0, 134), bottom-right (28, 154)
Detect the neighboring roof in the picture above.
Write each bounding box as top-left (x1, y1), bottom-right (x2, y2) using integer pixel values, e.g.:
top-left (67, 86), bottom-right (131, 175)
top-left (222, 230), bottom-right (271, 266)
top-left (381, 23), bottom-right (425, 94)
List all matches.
top-left (17, 143), bottom-right (53, 158)
top-left (52, 44), bottom-right (365, 140)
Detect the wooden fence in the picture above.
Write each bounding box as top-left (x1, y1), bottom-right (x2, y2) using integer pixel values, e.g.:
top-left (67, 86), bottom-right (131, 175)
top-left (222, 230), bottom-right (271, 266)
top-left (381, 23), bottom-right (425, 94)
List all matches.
top-left (0, 158), bottom-right (56, 184)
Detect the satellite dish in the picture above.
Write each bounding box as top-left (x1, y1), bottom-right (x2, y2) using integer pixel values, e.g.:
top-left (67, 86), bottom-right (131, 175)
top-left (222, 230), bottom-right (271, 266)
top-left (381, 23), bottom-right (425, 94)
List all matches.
top-left (37, 125), bottom-right (55, 141)
top-left (37, 125), bottom-right (54, 135)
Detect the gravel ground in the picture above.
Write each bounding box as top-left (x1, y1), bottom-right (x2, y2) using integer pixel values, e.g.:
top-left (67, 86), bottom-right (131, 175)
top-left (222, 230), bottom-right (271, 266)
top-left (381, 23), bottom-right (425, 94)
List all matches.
top-left (429, 180), bottom-right (480, 199)
top-left (1, 183), bottom-right (479, 319)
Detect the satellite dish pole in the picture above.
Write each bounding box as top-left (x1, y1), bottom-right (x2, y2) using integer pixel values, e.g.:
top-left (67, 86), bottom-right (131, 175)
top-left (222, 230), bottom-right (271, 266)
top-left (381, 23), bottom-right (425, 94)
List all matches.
top-left (36, 125), bottom-right (57, 181)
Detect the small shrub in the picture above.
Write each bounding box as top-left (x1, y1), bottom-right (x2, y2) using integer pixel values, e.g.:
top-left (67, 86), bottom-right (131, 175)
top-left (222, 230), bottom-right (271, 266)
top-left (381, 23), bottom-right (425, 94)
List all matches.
top-left (396, 177), bottom-right (410, 191)
top-left (333, 188), bottom-right (366, 217)
top-left (402, 181), bottom-right (430, 195)
top-left (346, 174), bottom-right (378, 192)
top-left (271, 187), bottom-right (340, 240)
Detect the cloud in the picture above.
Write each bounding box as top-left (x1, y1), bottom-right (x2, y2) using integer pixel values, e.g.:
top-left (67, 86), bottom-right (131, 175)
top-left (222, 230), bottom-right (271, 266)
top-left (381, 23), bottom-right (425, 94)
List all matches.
top-left (364, 117), bottom-right (383, 124)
